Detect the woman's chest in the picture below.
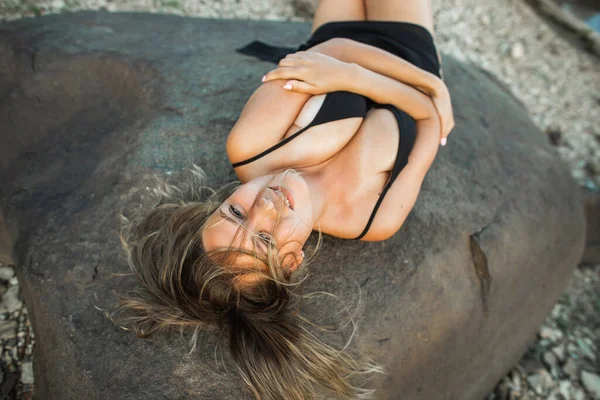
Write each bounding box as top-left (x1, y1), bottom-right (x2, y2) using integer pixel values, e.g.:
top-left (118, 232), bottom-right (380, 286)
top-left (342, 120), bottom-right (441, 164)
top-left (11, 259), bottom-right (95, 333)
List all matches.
top-left (237, 94), bottom-right (401, 179)
top-left (316, 107), bottom-right (403, 238)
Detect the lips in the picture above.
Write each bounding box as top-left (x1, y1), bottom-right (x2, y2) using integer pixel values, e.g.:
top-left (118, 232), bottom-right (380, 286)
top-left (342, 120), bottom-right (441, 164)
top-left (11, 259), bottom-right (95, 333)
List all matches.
top-left (270, 186), bottom-right (294, 210)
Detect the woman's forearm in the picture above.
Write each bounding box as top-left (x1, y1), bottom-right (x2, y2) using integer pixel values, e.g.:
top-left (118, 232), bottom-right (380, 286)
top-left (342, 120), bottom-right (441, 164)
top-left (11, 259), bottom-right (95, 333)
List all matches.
top-left (309, 38), bottom-right (443, 96)
top-left (345, 63), bottom-right (437, 121)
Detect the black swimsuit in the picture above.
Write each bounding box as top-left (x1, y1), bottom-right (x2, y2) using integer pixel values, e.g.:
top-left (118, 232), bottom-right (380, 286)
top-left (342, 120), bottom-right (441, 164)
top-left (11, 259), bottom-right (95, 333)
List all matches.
top-left (235, 21), bottom-right (441, 240)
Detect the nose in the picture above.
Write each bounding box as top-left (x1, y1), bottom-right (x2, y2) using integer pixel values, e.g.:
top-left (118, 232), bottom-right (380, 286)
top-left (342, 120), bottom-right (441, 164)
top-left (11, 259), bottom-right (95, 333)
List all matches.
top-left (256, 196), bottom-right (277, 217)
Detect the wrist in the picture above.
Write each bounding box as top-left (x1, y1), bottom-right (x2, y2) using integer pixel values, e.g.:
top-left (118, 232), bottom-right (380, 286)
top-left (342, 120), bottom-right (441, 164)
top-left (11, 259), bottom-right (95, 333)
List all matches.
top-left (344, 63), bottom-right (364, 93)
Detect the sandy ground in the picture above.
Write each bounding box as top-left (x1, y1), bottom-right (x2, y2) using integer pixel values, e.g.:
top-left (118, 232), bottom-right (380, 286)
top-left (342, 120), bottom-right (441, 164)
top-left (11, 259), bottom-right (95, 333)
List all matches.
top-left (0, 0), bottom-right (599, 399)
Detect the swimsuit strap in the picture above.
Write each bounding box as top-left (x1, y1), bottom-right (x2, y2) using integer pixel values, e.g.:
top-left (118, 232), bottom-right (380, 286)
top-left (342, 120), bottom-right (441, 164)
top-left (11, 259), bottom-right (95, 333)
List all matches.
top-left (352, 105), bottom-right (416, 240)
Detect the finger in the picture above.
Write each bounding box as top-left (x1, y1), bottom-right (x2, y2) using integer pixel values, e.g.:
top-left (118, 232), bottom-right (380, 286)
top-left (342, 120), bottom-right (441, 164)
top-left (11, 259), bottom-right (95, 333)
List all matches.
top-left (278, 57), bottom-right (308, 68)
top-left (441, 120), bottom-right (454, 146)
top-left (263, 67), bottom-right (303, 83)
top-left (442, 117), bottom-right (455, 138)
top-left (286, 51), bottom-right (308, 58)
top-left (282, 80), bottom-right (317, 94)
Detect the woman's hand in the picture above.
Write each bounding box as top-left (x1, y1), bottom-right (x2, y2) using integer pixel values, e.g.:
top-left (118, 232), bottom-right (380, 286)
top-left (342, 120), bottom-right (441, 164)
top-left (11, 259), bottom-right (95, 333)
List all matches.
top-left (261, 51), bottom-right (354, 95)
top-left (263, 50), bottom-right (454, 146)
top-left (428, 79), bottom-right (455, 145)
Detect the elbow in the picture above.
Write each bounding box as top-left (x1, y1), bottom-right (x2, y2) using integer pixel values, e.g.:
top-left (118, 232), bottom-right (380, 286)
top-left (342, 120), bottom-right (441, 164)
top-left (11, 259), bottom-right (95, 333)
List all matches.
top-left (226, 127), bottom-right (248, 164)
top-left (419, 99), bottom-right (438, 121)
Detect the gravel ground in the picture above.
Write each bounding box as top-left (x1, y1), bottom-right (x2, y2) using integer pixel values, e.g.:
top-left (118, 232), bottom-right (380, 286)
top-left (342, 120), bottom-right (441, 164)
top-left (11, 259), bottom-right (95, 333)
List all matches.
top-left (0, 1), bottom-right (598, 399)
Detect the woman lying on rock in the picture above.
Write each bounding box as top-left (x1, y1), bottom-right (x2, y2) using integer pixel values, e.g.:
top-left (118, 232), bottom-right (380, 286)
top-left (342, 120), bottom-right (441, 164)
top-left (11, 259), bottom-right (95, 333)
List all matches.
top-left (117, 0), bottom-right (454, 399)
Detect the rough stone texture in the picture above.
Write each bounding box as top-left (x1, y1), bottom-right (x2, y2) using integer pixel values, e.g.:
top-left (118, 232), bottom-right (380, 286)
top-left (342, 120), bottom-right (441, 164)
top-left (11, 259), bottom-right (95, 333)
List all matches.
top-left (0, 12), bottom-right (587, 400)
top-left (582, 190), bottom-right (600, 264)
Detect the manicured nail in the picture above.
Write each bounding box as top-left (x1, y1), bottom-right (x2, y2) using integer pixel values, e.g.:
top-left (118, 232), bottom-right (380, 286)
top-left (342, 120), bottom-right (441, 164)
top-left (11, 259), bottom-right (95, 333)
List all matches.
top-left (261, 75), bottom-right (266, 82)
top-left (441, 138), bottom-right (447, 146)
top-left (283, 83), bottom-right (292, 90)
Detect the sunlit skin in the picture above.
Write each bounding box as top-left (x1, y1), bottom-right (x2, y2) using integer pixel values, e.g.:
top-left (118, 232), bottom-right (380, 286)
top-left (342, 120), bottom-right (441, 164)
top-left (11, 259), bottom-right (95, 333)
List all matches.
top-left (201, 170), bottom-right (333, 273)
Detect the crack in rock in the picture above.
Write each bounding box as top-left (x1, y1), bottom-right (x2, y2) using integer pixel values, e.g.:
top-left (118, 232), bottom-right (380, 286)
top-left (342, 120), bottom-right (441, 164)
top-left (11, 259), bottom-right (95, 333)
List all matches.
top-left (469, 227), bottom-right (493, 313)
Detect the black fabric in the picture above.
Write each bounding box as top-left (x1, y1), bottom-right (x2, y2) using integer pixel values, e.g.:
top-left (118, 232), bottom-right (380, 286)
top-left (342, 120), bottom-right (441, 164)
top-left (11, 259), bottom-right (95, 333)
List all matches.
top-left (231, 91), bottom-right (367, 168)
top-left (234, 21), bottom-right (437, 240)
top-left (298, 21), bottom-right (441, 77)
top-left (236, 40), bottom-right (295, 64)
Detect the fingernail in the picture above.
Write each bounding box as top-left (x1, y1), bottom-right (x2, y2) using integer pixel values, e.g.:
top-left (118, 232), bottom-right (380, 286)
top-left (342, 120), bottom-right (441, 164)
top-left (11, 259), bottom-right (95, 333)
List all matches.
top-left (261, 75), bottom-right (266, 82)
top-left (283, 83), bottom-right (292, 90)
top-left (441, 138), bottom-right (447, 146)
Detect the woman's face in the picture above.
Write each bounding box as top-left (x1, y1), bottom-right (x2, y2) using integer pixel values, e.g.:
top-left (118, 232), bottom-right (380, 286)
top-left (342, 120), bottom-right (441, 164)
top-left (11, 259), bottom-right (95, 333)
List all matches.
top-left (201, 171), bottom-right (314, 273)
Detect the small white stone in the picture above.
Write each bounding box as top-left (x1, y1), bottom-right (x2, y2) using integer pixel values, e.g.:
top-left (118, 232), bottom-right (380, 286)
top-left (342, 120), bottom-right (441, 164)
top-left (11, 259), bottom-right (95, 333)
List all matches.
top-left (0, 267), bottom-right (14, 281)
top-left (577, 338), bottom-right (596, 361)
top-left (0, 286), bottom-right (22, 313)
top-left (510, 42), bottom-right (525, 59)
top-left (21, 361), bottom-right (34, 385)
top-left (551, 346), bottom-right (565, 362)
top-left (511, 372), bottom-right (522, 393)
top-left (543, 352), bottom-right (561, 378)
top-left (0, 320), bottom-right (17, 340)
top-left (558, 380), bottom-right (573, 399)
top-left (581, 371), bottom-right (600, 399)
top-left (527, 374), bottom-right (543, 395)
top-left (563, 358), bottom-right (578, 378)
top-left (573, 387), bottom-right (586, 400)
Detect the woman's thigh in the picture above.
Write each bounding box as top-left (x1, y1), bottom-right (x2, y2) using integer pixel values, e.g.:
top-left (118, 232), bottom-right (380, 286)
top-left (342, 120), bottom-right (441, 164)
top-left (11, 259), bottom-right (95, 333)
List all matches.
top-left (311, 0), bottom-right (366, 34)
top-left (364, 0), bottom-right (434, 35)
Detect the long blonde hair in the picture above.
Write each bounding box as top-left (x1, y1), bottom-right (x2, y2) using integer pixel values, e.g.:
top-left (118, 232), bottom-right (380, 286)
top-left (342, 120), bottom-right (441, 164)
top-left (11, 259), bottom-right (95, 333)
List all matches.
top-left (110, 165), bottom-right (382, 399)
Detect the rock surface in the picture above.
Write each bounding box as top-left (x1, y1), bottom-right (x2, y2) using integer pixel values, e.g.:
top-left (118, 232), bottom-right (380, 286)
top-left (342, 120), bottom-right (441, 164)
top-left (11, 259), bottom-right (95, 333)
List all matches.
top-left (0, 12), bottom-right (586, 400)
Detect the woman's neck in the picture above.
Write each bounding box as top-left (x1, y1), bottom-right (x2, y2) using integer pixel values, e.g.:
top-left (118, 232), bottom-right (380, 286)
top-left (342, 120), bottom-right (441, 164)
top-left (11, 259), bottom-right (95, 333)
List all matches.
top-left (302, 156), bottom-right (358, 230)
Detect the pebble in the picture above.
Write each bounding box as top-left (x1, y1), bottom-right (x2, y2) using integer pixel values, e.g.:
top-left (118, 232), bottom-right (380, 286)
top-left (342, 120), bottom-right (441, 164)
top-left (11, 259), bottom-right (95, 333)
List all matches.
top-left (0, 266), bottom-right (15, 281)
top-left (573, 388), bottom-right (586, 400)
top-left (511, 373), bottom-right (522, 394)
top-left (551, 345), bottom-right (565, 362)
top-left (542, 351), bottom-right (560, 378)
top-left (51, 0), bottom-right (65, 9)
top-left (540, 326), bottom-right (563, 342)
top-left (576, 338), bottom-right (596, 361)
top-left (0, 320), bottom-right (17, 340)
top-left (0, 285), bottom-right (22, 314)
top-left (527, 369), bottom-right (555, 396)
top-left (581, 371), bottom-right (600, 399)
top-left (559, 380), bottom-right (573, 398)
top-left (20, 361), bottom-right (34, 385)
top-left (563, 358), bottom-right (579, 378)
top-left (510, 41), bottom-right (525, 59)
top-left (567, 343), bottom-right (580, 358)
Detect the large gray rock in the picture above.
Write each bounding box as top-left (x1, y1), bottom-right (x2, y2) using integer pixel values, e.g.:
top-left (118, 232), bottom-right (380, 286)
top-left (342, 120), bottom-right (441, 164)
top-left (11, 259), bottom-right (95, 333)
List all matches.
top-left (0, 12), bottom-right (586, 400)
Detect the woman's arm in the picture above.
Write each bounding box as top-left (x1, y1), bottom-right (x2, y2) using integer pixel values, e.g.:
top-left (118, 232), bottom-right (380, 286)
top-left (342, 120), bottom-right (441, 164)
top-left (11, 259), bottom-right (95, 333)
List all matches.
top-left (345, 62), bottom-right (438, 122)
top-left (264, 52), bottom-right (438, 122)
top-left (284, 39), bottom-right (454, 142)
top-left (307, 38), bottom-right (441, 94)
top-left (226, 81), bottom-right (311, 169)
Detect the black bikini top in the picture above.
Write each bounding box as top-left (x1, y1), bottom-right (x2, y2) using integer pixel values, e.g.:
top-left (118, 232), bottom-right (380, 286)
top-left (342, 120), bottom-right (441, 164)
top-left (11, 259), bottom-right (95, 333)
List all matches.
top-left (235, 41), bottom-right (417, 240)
